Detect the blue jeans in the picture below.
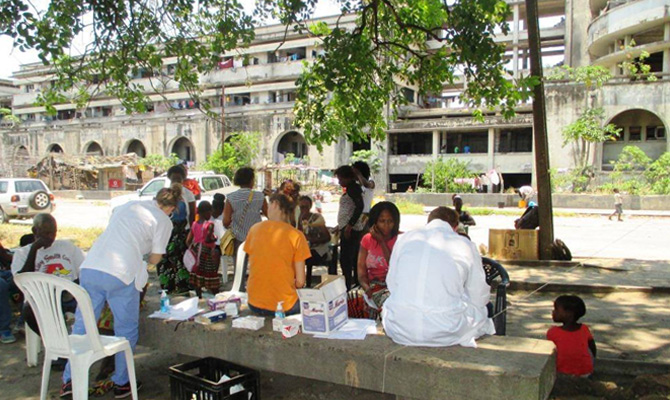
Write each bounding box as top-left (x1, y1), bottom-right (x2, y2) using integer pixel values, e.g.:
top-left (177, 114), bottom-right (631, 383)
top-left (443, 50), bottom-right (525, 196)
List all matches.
top-left (248, 299), bottom-right (300, 317)
top-left (63, 269), bottom-right (140, 385)
top-left (0, 270), bottom-right (13, 332)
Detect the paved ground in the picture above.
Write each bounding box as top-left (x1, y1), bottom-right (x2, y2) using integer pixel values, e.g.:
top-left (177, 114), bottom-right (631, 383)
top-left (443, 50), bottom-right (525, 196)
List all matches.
top-left (31, 199), bottom-right (670, 261)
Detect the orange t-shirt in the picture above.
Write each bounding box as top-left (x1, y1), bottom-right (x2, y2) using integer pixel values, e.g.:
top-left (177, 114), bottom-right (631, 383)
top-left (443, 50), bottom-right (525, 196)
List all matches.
top-left (244, 220), bottom-right (312, 311)
top-left (547, 324), bottom-right (594, 376)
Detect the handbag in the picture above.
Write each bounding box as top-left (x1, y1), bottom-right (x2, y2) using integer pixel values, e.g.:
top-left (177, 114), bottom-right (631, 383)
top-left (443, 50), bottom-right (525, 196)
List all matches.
top-left (221, 230), bottom-right (235, 256)
top-left (183, 244), bottom-right (201, 273)
top-left (222, 190), bottom-right (255, 256)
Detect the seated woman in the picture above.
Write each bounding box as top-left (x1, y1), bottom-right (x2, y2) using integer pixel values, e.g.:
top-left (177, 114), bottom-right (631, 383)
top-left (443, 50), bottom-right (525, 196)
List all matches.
top-left (297, 196), bottom-right (331, 287)
top-left (244, 193), bottom-right (312, 316)
top-left (357, 201), bottom-right (401, 313)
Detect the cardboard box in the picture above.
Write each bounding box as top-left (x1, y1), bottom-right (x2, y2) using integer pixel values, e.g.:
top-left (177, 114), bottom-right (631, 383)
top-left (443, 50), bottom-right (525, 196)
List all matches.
top-left (488, 229), bottom-right (539, 260)
top-left (298, 275), bottom-right (348, 335)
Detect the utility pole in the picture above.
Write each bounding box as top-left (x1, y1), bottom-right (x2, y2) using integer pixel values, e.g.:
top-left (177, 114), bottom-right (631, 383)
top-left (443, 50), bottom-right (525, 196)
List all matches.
top-left (220, 84), bottom-right (226, 148)
top-left (525, 0), bottom-right (555, 259)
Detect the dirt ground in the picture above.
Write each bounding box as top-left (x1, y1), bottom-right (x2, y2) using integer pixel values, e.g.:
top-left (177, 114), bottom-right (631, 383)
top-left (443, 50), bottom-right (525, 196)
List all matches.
top-left (3, 288), bottom-right (670, 400)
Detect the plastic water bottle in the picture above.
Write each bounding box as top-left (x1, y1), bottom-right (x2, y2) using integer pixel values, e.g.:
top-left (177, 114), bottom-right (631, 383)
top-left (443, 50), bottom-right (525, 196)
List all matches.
top-left (275, 301), bottom-right (285, 319)
top-left (160, 290), bottom-right (170, 313)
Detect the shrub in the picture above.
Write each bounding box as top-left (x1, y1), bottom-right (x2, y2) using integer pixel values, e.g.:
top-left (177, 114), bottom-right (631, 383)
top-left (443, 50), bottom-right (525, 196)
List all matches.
top-left (422, 158), bottom-right (476, 193)
top-left (645, 153), bottom-right (670, 195)
top-left (201, 132), bottom-right (260, 177)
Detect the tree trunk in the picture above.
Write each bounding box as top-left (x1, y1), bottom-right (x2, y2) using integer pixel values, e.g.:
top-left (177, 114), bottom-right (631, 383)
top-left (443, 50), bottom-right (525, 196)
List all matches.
top-left (525, 0), bottom-right (555, 260)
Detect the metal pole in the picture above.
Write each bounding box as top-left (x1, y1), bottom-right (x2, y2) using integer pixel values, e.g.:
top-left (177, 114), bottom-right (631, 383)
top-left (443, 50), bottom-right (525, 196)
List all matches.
top-left (525, 0), bottom-right (555, 259)
top-left (221, 84), bottom-right (226, 149)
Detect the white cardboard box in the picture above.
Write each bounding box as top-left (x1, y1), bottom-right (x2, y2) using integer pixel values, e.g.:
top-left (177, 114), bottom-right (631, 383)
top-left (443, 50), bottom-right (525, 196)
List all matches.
top-left (298, 275), bottom-right (348, 335)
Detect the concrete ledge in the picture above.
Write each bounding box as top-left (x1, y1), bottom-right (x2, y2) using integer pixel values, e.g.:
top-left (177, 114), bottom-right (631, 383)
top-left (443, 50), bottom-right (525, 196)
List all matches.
top-left (139, 311), bottom-right (556, 400)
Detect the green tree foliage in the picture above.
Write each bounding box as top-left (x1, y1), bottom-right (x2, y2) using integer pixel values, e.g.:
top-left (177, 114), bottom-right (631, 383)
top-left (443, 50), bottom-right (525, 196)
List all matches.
top-left (0, 108), bottom-right (21, 126)
top-left (562, 107), bottom-right (621, 167)
top-left (295, 0), bottom-right (536, 148)
top-left (548, 64), bottom-right (620, 190)
top-left (350, 150), bottom-right (382, 174)
top-left (618, 40), bottom-right (657, 82)
top-left (645, 153), bottom-right (670, 194)
top-left (422, 158), bottom-right (476, 193)
top-left (139, 153), bottom-right (180, 174)
top-left (201, 132), bottom-right (260, 177)
top-left (1, 0), bottom-right (255, 115)
top-left (2, 0), bottom-right (534, 148)
top-left (547, 65), bottom-right (612, 89)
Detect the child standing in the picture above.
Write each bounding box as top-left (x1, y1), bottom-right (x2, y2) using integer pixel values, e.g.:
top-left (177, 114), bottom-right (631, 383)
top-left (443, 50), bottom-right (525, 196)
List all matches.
top-left (187, 201), bottom-right (221, 297)
top-left (609, 188), bottom-right (623, 221)
top-left (211, 194), bottom-right (229, 283)
top-left (547, 295), bottom-right (597, 377)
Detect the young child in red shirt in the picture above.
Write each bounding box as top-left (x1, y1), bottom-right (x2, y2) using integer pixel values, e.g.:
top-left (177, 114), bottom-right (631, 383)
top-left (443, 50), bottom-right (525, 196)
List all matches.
top-left (547, 295), bottom-right (597, 376)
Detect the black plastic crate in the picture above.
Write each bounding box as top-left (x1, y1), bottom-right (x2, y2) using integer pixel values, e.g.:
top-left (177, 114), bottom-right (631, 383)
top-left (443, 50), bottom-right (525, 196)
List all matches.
top-left (169, 357), bottom-right (261, 400)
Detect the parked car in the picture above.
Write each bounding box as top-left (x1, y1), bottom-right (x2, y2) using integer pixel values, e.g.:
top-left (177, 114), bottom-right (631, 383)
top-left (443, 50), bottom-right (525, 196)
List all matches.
top-left (0, 178), bottom-right (55, 224)
top-left (110, 171), bottom-right (236, 210)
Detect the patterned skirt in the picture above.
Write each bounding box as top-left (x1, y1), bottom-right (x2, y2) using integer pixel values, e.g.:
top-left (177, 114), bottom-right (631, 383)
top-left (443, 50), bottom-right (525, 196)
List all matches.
top-left (157, 221), bottom-right (191, 294)
top-left (189, 243), bottom-right (221, 293)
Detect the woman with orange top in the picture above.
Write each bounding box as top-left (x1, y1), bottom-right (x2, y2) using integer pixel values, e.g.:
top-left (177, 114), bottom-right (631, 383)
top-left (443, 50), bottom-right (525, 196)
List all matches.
top-left (244, 193), bottom-right (311, 316)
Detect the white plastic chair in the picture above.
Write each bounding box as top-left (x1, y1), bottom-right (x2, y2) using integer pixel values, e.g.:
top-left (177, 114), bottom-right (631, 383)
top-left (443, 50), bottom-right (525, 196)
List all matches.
top-left (14, 273), bottom-right (138, 400)
top-left (230, 240), bottom-right (248, 293)
top-left (26, 324), bottom-right (41, 367)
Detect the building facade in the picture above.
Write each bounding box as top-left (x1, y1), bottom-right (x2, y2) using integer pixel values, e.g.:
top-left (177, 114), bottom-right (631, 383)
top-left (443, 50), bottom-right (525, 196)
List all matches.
top-left (1, 0), bottom-right (669, 192)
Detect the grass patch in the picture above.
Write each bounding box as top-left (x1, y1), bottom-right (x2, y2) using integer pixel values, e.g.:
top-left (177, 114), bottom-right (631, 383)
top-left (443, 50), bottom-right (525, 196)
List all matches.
top-left (0, 224), bottom-right (103, 250)
top-left (393, 199), bottom-right (426, 215)
top-left (467, 207), bottom-right (577, 218)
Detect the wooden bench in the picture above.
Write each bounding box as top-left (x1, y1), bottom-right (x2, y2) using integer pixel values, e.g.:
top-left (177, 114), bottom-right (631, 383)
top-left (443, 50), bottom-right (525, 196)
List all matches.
top-left (139, 303), bottom-right (556, 400)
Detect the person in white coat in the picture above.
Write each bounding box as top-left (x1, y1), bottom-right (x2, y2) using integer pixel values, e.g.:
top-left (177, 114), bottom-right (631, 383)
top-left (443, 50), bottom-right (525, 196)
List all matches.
top-left (382, 206), bottom-right (495, 348)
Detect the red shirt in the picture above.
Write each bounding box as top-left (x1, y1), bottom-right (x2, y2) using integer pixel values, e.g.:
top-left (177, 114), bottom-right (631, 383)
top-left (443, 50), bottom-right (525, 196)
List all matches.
top-left (183, 178), bottom-right (201, 197)
top-left (360, 233), bottom-right (397, 282)
top-left (547, 324), bottom-right (594, 376)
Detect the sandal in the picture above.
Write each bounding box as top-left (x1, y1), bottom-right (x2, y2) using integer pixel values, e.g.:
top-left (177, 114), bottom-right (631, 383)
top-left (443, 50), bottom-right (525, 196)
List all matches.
top-left (89, 379), bottom-right (114, 397)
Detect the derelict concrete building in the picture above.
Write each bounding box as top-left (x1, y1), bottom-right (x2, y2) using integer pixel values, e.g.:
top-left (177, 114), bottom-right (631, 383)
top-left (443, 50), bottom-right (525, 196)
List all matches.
top-left (1, 0), bottom-right (668, 192)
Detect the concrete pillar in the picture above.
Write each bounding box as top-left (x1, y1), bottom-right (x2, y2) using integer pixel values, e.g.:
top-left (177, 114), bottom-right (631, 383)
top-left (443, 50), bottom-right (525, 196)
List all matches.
top-left (432, 130), bottom-right (439, 159)
top-left (441, 131), bottom-right (447, 154)
top-left (488, 127), bottom-right (496, 170)
top-left (512, 4), bottom-right (520, 79)
top-left (664, 22), bottom-right (670, 77)
top-left (641, 126), bottom-right (648, 141)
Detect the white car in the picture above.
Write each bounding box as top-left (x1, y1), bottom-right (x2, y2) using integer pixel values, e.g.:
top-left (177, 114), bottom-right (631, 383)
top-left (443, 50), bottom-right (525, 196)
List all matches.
top-left (110, 172), bottom-right (237, 210)
top-left (0, 178), bottom-right (55, 224)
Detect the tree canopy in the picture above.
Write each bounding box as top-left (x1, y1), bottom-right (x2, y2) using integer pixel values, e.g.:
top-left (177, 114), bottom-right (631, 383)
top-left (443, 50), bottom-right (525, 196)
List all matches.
top-left (1, 0), bottom-right (534, 147)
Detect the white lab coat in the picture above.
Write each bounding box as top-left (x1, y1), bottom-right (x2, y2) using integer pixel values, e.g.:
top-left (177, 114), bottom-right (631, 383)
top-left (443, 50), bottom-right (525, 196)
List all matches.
top-left (382, 220), bottom-right (495, 347)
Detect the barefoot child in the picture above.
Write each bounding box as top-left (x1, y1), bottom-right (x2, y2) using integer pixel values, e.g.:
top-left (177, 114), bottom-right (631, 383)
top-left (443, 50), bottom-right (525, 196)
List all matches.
top-left (547, 295), bottom-right (597, 377)
top-left (187, 201), bottom-right (221, 297)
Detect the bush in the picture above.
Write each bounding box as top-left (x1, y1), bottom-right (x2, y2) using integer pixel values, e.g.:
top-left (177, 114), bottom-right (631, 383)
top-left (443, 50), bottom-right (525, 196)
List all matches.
top-left (422, 158), bottom-right (476, 193)
top-left (139, 153), bottom-right (181, 174)
top-left (550, 167), bottom-right (594, 193)
top-left (350, 150), bottom-right (382, 174)
top-left (201, 132), bottom-right (260, 177)
top-left (645, 153), bottom-right (670, 194)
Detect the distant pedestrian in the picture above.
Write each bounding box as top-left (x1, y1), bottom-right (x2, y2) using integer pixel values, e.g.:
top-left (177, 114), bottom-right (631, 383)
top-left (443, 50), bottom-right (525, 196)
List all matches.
top-left (547, 295), bottom-right (597, 377)
top-left (608, 189), bottom-right (623, 222)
